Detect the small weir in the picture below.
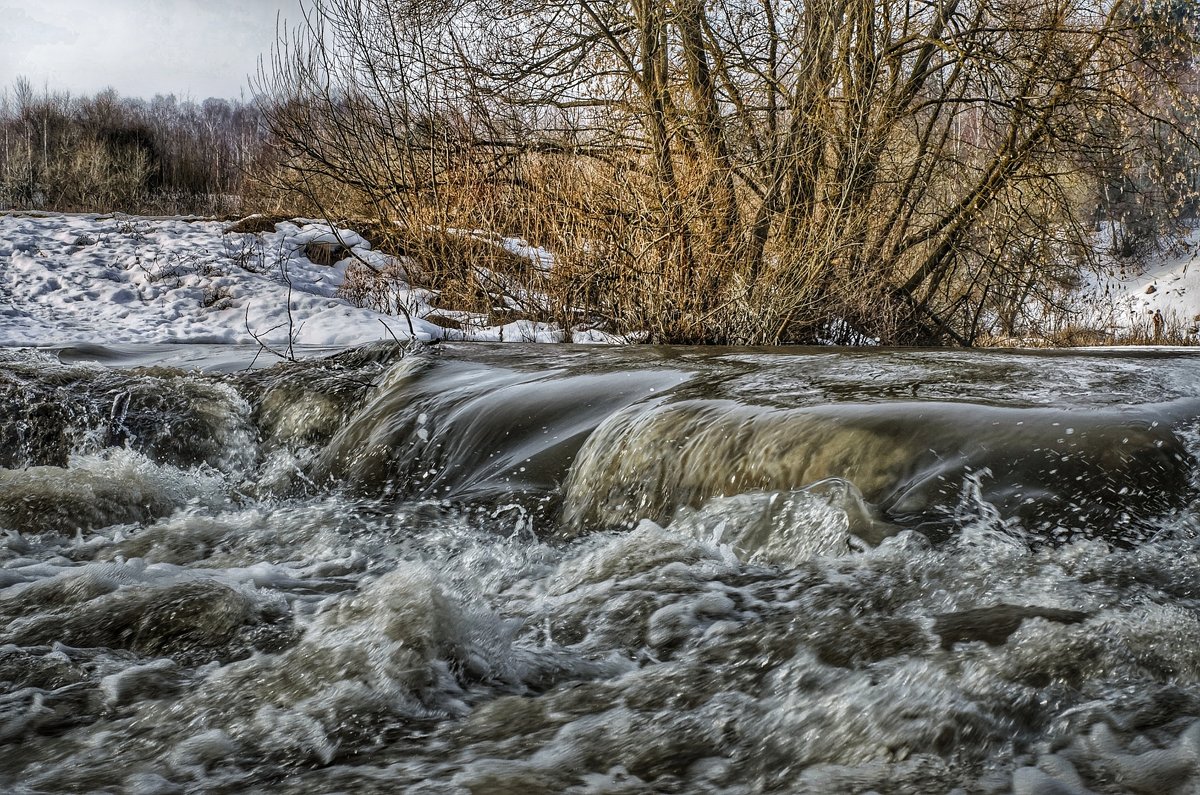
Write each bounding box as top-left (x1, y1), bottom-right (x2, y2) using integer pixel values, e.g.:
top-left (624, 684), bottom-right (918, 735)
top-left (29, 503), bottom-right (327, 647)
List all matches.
top-left (2, 342), bottom-right (1200, 793)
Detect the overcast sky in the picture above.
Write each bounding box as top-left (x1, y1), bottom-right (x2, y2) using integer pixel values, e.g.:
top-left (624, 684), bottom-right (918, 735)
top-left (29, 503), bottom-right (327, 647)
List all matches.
top-left (1, 1), bottom-right (301, 101)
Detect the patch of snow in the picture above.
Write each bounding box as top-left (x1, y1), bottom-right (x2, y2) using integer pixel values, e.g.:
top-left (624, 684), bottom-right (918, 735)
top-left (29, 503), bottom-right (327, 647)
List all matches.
top-left (443, 226), bottom-right (556, 270)
top-left (1074, 229), bottom-right (1200, 339)
top-left (467, 319), bottom-right (564, 343)
top-left (0, 213), bottom-right (621, 350)
top-left (499, 236), bottom-right (555, 270)
top-left (571, 328), bottom-right (648, 345)
top-left (0, 214), bottom-right (432, 348)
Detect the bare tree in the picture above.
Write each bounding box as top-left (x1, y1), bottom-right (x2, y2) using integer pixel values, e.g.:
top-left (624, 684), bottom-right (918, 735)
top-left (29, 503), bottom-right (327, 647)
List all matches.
top-left (0, 80), bottom-right (268, 214)
top-left (259, 0), bottom-right (1200, 344)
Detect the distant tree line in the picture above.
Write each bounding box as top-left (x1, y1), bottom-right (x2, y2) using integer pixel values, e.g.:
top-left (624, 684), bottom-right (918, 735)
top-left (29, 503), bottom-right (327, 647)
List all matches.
top-left (256, 0), bottom-right (1200, 344)
top-left (0, 78), bottom-right (269, 215)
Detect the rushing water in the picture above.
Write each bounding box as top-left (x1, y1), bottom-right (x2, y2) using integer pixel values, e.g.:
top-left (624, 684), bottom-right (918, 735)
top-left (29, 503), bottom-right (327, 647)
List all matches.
top-left (3, 342), bottom-right (1200, 794)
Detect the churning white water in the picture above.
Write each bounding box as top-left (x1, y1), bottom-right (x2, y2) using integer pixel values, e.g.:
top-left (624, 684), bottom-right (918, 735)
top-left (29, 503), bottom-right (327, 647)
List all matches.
top-left (2, 343), bottom-right (1200, 793)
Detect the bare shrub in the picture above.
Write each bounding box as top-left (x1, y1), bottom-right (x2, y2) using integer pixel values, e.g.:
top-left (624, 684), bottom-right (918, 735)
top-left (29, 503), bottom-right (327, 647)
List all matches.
top-left (256, 0), bottom-right (1200, 345)
top-left (0, 80), bottom-right (271, 215)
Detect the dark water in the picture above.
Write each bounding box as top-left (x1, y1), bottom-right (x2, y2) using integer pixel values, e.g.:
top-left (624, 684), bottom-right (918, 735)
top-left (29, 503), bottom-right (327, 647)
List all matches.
top-left (3, 342), bottom-right (1200, 793)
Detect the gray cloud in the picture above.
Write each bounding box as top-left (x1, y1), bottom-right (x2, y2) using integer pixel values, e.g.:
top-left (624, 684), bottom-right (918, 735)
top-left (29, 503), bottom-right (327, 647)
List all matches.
top-left (0, 7), bottom-right (78, 46)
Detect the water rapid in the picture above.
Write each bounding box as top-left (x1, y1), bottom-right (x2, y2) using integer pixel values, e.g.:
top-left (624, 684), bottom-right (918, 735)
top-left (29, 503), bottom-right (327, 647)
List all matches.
top-left (3, 343), bottom-right (1200, 793)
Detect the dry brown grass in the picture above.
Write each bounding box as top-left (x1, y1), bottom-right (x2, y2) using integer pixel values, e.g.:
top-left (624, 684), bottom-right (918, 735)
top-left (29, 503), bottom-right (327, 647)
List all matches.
top-left (335, 221), bottom-right (556, 328)
top-left (1115, 308), bottom-right (1200, 345)
top-left (976, 307), bottom-right (1200, 348)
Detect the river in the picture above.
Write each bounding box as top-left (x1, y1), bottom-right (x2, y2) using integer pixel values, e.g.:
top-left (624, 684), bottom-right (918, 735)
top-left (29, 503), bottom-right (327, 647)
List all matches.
top-left (2, 342), bottom-right (1200, 794)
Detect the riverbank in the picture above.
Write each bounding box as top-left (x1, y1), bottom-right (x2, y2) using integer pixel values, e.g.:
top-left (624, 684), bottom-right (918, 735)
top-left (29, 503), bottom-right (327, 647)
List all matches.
top-left (0, 213), bottom-right (629, 351)
top-left (2, 212), bottom-right (1197, 349)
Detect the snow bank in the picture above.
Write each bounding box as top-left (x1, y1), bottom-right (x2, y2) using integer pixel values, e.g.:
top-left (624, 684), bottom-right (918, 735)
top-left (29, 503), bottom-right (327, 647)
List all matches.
top-left (0, 213), bottom-right (621, 350)
top-left (1075, 230), bottom-right (1200, 339)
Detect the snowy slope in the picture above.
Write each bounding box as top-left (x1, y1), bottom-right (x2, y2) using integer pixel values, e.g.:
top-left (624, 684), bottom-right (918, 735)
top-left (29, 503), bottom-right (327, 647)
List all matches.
top-left (0, 213), bottom-right (611, 349)
top-left (1075, 232), bottom-right (1200, 338)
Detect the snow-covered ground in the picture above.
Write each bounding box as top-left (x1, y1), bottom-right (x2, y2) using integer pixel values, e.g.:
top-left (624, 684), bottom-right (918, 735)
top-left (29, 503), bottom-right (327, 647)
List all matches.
top-left (1076, 231), bottom-right (1200, 339)
top-left (4, 212), bottom-right (1200, 350)
top-left (0, 213), bottom-right (622, 350)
